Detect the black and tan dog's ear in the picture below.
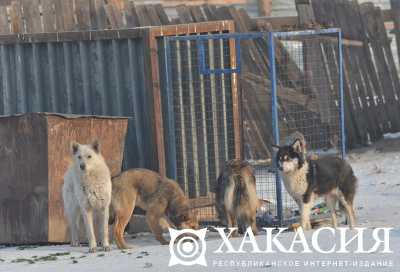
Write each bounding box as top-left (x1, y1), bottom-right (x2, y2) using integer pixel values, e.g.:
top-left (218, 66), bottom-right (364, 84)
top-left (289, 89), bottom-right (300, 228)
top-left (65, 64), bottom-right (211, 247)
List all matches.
top-left (291, 139), bottom-right (303, 153)
top-left (91, 140), bottom-right (100, 153)
top-left (271, 144), bottom-right (281, 152)
top-left (71, 142), bottom-right (79, 155)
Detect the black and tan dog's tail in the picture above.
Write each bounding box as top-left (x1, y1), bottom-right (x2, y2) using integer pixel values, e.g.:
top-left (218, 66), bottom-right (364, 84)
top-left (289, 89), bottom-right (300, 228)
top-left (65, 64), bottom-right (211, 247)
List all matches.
top-left (340, 170), bottom-right (358, 207)
top-left (339, 170), bottom-right (358, 226)
top-left (233, 174), bottom-right (247, 210)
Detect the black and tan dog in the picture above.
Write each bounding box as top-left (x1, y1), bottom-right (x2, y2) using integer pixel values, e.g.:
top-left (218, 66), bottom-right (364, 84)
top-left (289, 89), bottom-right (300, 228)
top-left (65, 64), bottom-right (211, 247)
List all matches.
top-left (215, 159), bottom-right (259, 235)
top-left (111, 169), bottom-right (199, 249)
top-left (273, 139), bottom-right (357, 230)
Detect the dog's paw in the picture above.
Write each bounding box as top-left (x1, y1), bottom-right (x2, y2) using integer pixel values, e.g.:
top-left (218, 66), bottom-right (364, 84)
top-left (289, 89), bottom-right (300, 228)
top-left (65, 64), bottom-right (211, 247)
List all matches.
top-left (70, 241), bottom-right (81, 247)
top-left (118, 246), bottom-right (133, 250)
top-left (88, 247), bottom-right (97, 253)
top-left (299, 224), bottom-right (312, 231)
top-left (103, 246), bottom-right (111, 252)
top-left (160, 240), bottom-right (169, 245)
top-left (290, 223), bottom-right (301, 232)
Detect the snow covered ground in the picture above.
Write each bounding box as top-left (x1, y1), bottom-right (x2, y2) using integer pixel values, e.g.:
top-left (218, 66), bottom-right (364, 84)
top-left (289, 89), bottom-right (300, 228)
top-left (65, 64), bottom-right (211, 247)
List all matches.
top-left (1, 139), bottom-right (400, 272)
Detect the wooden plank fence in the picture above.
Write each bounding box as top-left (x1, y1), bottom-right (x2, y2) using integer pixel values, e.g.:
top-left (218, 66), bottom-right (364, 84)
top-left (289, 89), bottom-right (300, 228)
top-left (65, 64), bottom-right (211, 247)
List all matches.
top-left (0, 0), bottom-right (398, 154)
top-left (295, 0), bottom-right (400, 147)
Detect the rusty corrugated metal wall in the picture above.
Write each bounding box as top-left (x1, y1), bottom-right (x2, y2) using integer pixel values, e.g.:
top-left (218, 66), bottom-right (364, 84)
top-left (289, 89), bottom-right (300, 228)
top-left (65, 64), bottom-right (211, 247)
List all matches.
top-left (0, 34), bottom-right (157, 170)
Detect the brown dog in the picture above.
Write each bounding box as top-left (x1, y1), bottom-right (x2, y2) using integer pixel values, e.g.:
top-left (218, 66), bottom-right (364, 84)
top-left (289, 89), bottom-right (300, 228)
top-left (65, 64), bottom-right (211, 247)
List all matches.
top-left (215, 160), bottom-right (258, 235)
top-left (111, 168), bottom-right (199, 249)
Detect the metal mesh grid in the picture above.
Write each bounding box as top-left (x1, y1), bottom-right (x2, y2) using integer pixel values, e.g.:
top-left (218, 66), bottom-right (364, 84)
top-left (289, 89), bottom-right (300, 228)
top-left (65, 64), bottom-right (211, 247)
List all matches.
top-left (253, 164), bottom-right (279, 226)
top-left (162, 36), bottom-right (236, 223)
top-left (273, 32), bottom-right (342, 224)
top-left (237, 36), bottom-right (281, 226)
top-left (276, 34), bottom-right (341, 153)
top-left (160, 29), bottom-right (343, 227)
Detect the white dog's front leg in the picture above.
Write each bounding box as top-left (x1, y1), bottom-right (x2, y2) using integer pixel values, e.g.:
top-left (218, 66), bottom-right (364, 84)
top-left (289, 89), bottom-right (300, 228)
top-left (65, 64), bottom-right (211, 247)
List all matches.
top-left (70, 207), bottom-right (81, 247)
top-left (82, 208), bottom-right (97, 252)
top-left (99, 208), bottom-right (111, 251)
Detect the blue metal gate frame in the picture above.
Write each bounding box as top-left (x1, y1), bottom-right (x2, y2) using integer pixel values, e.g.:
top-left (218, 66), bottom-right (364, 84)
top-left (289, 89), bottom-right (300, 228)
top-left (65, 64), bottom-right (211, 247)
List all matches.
top-left (162, 28), bottom-right (345, 226)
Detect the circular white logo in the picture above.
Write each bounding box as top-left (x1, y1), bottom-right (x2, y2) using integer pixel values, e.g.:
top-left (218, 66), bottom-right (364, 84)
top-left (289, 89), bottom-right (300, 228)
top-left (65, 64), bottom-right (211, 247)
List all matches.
top-left (168, 228), bottom-right (207, 266)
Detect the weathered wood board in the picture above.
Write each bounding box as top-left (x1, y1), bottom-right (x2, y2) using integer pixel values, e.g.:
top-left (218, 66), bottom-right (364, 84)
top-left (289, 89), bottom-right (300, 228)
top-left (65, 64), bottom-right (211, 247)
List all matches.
top-left (0, 113), bottom-right (128, 244)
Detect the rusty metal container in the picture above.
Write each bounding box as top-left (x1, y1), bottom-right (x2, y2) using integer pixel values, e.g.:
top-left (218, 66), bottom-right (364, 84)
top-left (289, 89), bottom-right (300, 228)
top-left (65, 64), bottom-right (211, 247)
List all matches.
top-left (0, 113), bottom-right (128, 244)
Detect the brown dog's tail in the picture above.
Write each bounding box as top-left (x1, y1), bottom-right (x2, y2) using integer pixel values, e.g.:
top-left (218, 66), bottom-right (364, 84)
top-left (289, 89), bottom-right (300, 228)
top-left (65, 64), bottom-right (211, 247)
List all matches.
top-left (108, 207), bottom-right (116, 225)
top-left (108, 214), bottom-right (115, 225)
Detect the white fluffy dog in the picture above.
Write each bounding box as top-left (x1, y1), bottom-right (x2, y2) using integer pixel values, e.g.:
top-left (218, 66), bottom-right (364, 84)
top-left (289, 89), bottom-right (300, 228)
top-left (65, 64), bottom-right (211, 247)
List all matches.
top-left (62, 140), bottom-right (112, 252)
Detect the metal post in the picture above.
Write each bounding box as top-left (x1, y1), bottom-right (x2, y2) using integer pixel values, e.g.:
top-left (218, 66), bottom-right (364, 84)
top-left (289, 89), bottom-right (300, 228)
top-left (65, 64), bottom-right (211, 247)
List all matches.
top-left (197, 40), bottom-right (208, 75)
top-left (268, 31), bottom-right (283, 226)
top-left (235, 38), bottom-right (242, 74)
top-left (163, 37), bottom-right (177, 179)
top-left (338, 30), bottom-right (346, 159)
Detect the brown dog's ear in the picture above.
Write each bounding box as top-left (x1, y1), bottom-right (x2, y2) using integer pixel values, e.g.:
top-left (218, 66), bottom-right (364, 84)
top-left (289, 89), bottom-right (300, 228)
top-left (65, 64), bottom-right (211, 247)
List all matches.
top-left (180, 214), bottom-right (189, 222)
top-left (71, 142), bottom-right (79, 155)
top-left (91, 140), bottom-right (100, 153)
top-left (291, 139), bottom-right (303, 153)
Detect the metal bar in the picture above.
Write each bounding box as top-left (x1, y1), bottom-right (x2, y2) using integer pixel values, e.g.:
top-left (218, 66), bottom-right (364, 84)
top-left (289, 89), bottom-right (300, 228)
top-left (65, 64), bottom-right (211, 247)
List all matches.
top-left (198, 38), bottom-right (241, 75)
top-left (31, 44), bottom-right (42, 112)
top-left (176, 39), bottom-right (189, 193)
top-left (63, 42), bottom-right (73, 113)
top-left (112, 39), bottom-right (123, 116)
top-left (187, 39), bottom-right (200, 197)
top-left (1, 45), bottom-right (11, 115)
top-left (127, 38), bottom-right (145, 167)
top-left (338, 30), bottom-right (346, 159)
top-left (230, 33), bottom-right (241, 160)
top-left (163, 37), bottom-right (177, 180)
top-left (79, 41), bottom-right (92, 114)
top-left (219, 38), bottom-right (229, 160)
top-left (197, 36), bottom-right (241, 75)
top-left (47, 43), bottom-right (57, 112)
top-left (15, 44), bottom-right (26, 113)
top-left (201, 67), bottom-right (241, 75)
top-left (235, 39), bottom-right (242, 74)
top-left (197, 40), bottom-right (207, 75)
top-left (180, 30), bottom-right (341, 75)
top-left (269, 31), bottom-right (283, 226)
top-left (95, 40), bottom-right (107, 115)
top-left (169, 29), bottom-right (341, 42)
top-left (169, 32), bottom-right (266, 41)
top-left (197, 38), bottom-right (210, 194)
top-left (208, 38), bottom-right (220, 183)
top-left (273, 28), bottom-right (341, 37)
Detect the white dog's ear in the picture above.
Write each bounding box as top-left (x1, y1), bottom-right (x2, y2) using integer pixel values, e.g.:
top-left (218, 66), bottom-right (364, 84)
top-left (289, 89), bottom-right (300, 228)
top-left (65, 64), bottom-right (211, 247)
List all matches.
top-left (71, 142), bottom-right (79, 155)
top-left (291, 139), bottom-right (303, 153)
top-left (91, 140), bottom-right (100, 153)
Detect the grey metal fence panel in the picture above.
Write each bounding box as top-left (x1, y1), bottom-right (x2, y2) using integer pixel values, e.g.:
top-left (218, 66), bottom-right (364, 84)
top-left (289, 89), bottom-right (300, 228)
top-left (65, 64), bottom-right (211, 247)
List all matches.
top-left (0, 37), bottom-right (156, 171)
